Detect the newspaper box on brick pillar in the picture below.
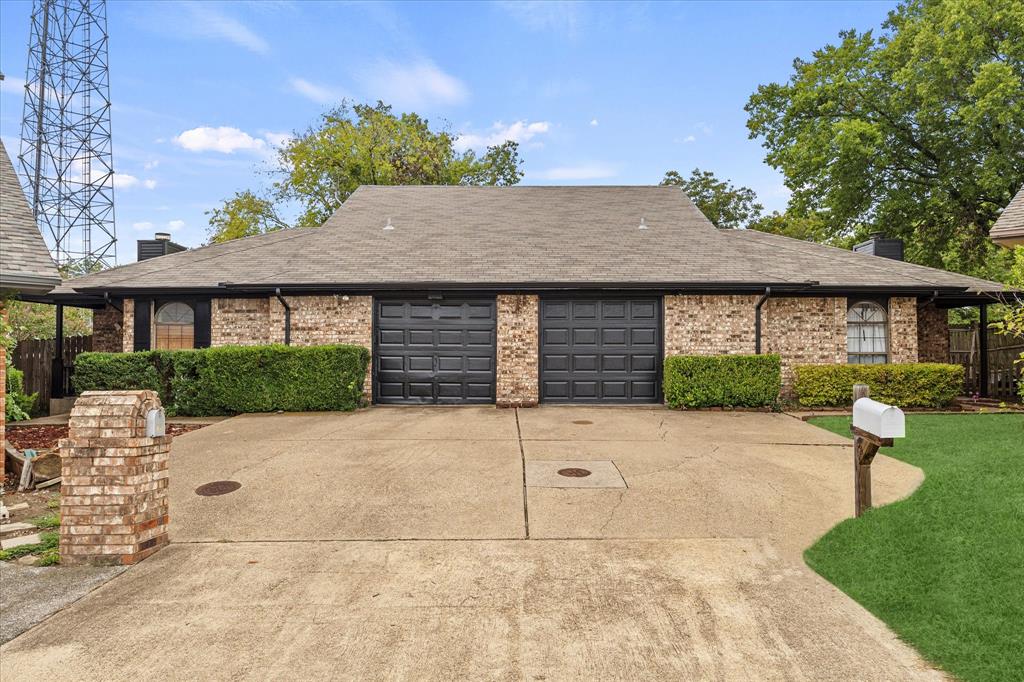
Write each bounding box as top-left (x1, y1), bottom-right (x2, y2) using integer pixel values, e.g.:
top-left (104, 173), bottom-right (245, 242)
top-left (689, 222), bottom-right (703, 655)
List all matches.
top-left (60, 390), bottom-right (170, 566)
top-left (850, 383), bottom-right (905, 517)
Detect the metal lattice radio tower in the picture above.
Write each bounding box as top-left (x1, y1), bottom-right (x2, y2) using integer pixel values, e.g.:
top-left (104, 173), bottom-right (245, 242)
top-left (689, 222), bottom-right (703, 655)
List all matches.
top-left (18, 0), bottom-right (116, 270)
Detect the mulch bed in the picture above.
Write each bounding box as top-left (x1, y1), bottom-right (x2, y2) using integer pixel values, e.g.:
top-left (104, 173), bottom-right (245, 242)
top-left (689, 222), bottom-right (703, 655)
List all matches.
top-left (5, 423), bottom-right (206, 451)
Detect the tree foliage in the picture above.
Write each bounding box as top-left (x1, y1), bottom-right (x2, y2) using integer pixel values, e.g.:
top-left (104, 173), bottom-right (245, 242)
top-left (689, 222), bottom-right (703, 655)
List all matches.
top-left (745, 0), bottom-right (1024, 275)
top-left (207, 102), bottom-right (524, 244)
top-left (660, 168), bottom-right (763, 229)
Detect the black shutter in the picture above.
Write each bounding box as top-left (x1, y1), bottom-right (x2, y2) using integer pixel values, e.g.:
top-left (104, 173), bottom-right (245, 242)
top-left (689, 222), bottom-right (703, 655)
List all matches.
top-left (194, 300), bottom-right (211, 348)
top-left (133, 299), bottom-right (151, 351)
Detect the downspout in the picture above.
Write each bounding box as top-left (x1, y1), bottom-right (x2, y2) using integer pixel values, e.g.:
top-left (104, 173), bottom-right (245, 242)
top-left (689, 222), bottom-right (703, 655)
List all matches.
top-left (275, 288), bottom-right (291, 345)
top-left (917, 290), bottom-right (939, 310)
top-left (103, 291), bottom-right (122, 313)
top-left (754, 287), bottom-right (771, 354)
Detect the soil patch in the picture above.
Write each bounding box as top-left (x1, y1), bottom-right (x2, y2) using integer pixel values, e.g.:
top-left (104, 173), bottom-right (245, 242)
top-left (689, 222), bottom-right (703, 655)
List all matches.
top-left (5, 423), bottom-right (205, 451)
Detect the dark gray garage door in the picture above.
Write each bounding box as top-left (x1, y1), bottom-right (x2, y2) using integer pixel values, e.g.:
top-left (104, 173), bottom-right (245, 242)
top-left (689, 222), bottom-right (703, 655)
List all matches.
top-left (540, 298), bottom-right (662, 403)
top-left (374, 298), bottom-right (496, 404)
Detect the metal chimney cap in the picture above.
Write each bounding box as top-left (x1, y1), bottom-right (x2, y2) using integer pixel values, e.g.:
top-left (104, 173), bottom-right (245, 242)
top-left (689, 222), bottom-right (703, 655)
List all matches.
top-left (154, 232), bottom-right (171, 241)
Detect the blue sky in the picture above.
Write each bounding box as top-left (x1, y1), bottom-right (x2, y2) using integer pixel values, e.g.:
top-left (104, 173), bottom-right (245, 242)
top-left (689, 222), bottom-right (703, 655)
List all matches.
top-left (0, 1), bottom-right (897, 263)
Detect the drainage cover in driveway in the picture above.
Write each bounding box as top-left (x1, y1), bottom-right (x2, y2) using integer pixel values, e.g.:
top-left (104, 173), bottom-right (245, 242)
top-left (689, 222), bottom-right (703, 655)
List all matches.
top-left (195, 481), bottom-right (242, 496)
top-left (526, 461), bottom-right (626, 488)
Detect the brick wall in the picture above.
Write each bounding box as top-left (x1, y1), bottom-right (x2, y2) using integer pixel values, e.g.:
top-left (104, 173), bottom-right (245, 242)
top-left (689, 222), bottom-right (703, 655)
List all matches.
top-left (210, 297), bottom-right (273, 346)
top-left (210, 295), bottom-right (373, 397)
top-left (1, 304), bottom-right (6, 479)
top-left (664, 295), bottom-right (757, 355)
top-left (888, 297), bottom-right (919, 363)
top-left (763, 297), bottom-right (848, 392)
top-left (917, 301), bottom-right (948, 363)
top-left (122, 299), bottom-right (135, 352)
top-left (496, 294), bottom-right (539, 407)
top-left (92, 303), bottom-right (124, 353)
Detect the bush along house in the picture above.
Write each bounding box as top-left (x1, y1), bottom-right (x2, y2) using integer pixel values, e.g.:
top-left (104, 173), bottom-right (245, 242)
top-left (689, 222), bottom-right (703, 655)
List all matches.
top-left (40, 185), bottom-right (1015, 407)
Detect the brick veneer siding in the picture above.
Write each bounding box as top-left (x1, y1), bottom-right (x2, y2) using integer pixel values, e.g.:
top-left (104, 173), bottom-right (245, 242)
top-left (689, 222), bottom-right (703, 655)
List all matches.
top-left (763, 297), bottom-right (848, 393)
top-left (122, 298), bottom-right (135, 352)
top-left (663, 295), bottom-right (847, 395)
top-left (60, 390), bottom-right (170, 566)
top-left (664, 295), bottom-right (757, 355)
top-left (496, 294), bottom-right (539, 407)
top-left (1, 305), bottom-right (6, 480)
top-left (210, 295), bottom-right (373, 398)
top-left (917, 301), bottom-right (948, 363)
top-left (92, 303), bottom-right (124, 352)
top-left (888, 297), bottom-right (919, 363)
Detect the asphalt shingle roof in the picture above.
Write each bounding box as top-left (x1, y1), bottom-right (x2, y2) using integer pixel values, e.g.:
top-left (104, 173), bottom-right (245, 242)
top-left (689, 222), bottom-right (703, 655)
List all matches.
top-left (51, 185), bottom-right (1006, 296)
top-left (990, 186), bottom-right (1024, 244)
top-left (0, 139), bottom-right (60, 292)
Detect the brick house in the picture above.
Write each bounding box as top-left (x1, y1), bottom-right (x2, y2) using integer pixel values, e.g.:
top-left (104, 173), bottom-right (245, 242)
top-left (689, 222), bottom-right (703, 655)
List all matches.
top-left (1, 140), bottom-right (62, 478)
top-left (44, 186), bottom-right (1010, 405)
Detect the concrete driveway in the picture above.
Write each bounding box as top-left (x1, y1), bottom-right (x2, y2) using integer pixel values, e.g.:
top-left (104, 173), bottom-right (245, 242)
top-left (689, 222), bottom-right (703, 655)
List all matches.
top-left (0, 407), bottom-right (942, 680)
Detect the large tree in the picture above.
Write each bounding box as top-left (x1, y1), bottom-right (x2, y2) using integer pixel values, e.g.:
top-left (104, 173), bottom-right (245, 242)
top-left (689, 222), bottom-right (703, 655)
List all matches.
top-left (660, 168), bottom-right (763, 229)
top-left (207, 101), bottom-right (524, 244)
top-left (745, 0), bottom-right (1024, 275)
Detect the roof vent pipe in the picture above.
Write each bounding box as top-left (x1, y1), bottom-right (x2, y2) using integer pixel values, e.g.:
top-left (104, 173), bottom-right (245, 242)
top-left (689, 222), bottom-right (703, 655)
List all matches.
top-left (383, 217), bottom-right (394, 231)
top-left (638, 217), bottom-right (648, 230)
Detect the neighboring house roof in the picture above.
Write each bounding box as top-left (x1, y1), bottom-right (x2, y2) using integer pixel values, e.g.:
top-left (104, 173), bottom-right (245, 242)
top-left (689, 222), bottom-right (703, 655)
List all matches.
top-left (990, 186), bottom-right (1024, 247)
top-left (50, 185), bottom-right (1007, 300)
top-left (0, 139), bottom-right (60, 293)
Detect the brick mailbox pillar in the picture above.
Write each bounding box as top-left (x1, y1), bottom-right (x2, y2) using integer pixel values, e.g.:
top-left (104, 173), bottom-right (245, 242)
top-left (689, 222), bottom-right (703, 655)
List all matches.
top-left (60, 390), bottom-right (170, 566)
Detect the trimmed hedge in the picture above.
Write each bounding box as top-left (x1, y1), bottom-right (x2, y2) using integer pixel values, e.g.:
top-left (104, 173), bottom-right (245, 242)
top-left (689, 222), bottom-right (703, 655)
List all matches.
top-left (793, 363), bottom-right (964, 408)
top-left (73, 344), bottom-right (369, 416)
top-left (664, 354), bottom-right (781, 409)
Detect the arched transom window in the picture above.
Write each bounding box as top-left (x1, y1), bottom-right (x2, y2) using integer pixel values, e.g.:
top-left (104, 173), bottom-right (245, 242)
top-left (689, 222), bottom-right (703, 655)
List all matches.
top-left (154, 302), bottom-right (195, 350)
top-left (847, 301), bottom-right (888, 364)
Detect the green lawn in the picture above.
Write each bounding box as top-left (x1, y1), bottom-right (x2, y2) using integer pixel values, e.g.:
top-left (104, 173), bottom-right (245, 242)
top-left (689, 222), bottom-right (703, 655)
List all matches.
top-left (805, 414), bottom-right (1024, 682)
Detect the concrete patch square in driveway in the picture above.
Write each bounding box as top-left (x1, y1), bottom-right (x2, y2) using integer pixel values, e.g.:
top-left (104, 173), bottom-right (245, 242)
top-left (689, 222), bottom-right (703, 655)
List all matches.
top-left (525, 459), bottom-right (626, 488)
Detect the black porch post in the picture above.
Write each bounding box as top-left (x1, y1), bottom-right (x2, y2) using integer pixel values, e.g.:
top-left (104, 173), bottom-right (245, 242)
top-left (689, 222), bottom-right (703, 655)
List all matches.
top-left (52, 303), bottom-right (65, 398)
top-left (979, 303), bottom-right (989, 399)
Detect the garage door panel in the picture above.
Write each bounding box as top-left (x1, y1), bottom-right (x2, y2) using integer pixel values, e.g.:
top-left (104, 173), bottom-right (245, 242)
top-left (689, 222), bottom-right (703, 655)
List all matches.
top-left (540, 297), bottom-right (661, 403)
top-left (374, 298), bottom-right (496, 404)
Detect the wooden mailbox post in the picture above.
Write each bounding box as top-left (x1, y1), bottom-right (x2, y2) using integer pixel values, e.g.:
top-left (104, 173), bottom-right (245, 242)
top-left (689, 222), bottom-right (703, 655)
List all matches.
top-left (850, 384), bottom-right (905, 517)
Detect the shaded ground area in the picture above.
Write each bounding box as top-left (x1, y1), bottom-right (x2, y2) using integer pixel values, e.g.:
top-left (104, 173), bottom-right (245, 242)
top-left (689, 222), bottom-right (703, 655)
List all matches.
top-left (1, 407), bottom-right (943, 680)
top-left (806, 414), bottom-right (1024, 682)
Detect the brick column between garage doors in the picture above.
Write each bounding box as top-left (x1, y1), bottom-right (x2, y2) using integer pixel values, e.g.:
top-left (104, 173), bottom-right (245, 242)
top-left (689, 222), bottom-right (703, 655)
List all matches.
top-left (60, 390), bottom-right (170, 566)
top-left (496, 294), bottom-right (539, 407)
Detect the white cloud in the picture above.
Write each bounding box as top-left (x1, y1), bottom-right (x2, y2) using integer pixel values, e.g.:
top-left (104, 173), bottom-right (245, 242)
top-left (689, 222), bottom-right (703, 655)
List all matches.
top-left (590, 119), bottom-right (599, 127)
top-left (498, 1), bottom-right (582, 39)
top-left (288, 77), bottom-right (345, 105)
top-left (358, 59), bottom-right (468, 108)
top-left (455, 120), bottom-right (551, 152)
top-left (174, 126), bottom-right (267, 154)
top-left (184, 3), bottom-right (269, 54)
top-left (114, 174), bottom-right (140, 189)
top-left (263, 131), bottom-right (293, 148)
top-left (681, 135), bottom-right (696, 143)
top-left (167, 220), bottom-right (186, 231)
top-left (113, 173), bottom-right (157, 189)
top-left (0, 76), bottom-right (26, 95)
top-left (532, 163), bottom-right (616, 181)
top-left (132, 221), bottom-right (154, 231)
top-left (144, 159), bottom-right (160, 170)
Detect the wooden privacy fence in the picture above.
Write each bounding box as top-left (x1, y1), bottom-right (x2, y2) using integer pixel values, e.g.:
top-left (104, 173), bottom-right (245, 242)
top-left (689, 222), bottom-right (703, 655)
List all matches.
top-left (949, 326), bottom-right (1023, 401)
top-left (10, 335), bottom-right (93, 409)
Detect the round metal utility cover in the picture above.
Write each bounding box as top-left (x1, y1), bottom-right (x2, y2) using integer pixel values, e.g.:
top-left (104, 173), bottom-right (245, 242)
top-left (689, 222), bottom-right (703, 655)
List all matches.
top-left (195, 480), bottom-right (242, 496)
top-left (557, 467), bottom-right (592, 478)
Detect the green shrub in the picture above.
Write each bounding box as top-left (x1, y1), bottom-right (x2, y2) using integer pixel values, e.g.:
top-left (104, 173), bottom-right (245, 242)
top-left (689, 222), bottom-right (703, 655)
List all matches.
top-left (73, 344), bottom-right (369, 416)
top-left (5, 364), bottom-right (38, 421)
top-left (793, 363), bottom-right (964, 408)
top-left (664, 354), bottom-right (781, 409)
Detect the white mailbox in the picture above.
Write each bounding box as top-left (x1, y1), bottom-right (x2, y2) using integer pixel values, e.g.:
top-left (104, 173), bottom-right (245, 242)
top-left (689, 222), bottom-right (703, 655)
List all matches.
top-left (852, 398), bottom-right (905, 439)
top-left (145, 407), bottom-right (166, 438)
